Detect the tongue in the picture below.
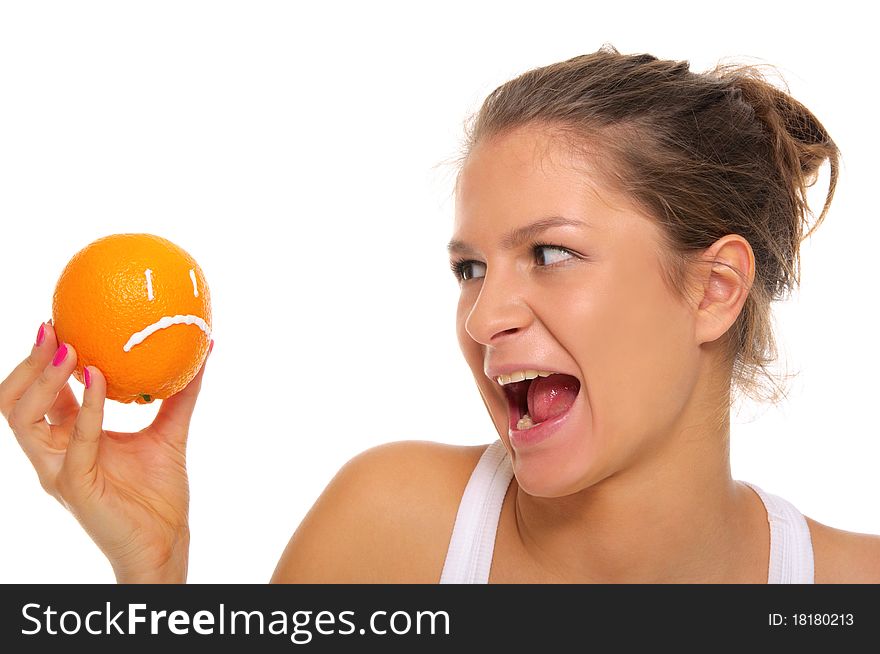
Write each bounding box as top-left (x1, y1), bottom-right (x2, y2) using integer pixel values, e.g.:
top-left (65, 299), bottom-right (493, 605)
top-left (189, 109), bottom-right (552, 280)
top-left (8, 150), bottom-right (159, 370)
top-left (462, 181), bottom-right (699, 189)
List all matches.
top-left (527, 374), bottom-right (580, 423)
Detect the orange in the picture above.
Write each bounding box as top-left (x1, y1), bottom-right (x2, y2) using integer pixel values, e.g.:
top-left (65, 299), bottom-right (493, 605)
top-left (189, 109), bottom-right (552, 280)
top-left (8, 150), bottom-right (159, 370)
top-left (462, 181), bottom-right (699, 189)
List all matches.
top-left (51, 233), bottom-right (212, 404)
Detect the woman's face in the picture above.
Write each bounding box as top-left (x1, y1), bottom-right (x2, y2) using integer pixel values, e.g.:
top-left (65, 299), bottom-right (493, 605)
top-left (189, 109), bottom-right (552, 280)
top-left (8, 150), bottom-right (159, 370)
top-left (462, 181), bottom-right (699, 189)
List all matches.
top-left (451, 125), bottom-right (703, 497)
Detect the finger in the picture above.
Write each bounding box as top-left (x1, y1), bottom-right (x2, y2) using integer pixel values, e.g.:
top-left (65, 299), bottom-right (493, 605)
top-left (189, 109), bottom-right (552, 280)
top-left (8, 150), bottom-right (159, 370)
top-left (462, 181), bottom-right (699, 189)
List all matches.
top-left (0, 320), bottom-right (80, 428)
top-left (48, 383), bottom-right (81, 427)
top-left (0, 320), bottom-right (61, 422)
top-left (60, 365), bottom-right (106, 490)
top-left (9, 341), bottom-right (79, 450)
top-left (150, 339), bottom-right (213, 445)
top-left (33, 322), bottom-right (82, 425)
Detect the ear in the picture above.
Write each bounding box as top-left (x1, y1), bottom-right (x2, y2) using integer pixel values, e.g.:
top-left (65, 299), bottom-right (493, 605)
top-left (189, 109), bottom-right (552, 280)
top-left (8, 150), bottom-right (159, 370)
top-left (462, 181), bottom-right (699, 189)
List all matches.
top-left (694, 235), bottom-right (756, 346)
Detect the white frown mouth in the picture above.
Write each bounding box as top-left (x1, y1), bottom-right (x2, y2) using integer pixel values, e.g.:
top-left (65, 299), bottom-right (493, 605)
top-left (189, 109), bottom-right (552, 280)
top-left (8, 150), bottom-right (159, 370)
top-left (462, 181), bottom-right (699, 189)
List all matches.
top-left (123, 314), bottom-right (212, 352)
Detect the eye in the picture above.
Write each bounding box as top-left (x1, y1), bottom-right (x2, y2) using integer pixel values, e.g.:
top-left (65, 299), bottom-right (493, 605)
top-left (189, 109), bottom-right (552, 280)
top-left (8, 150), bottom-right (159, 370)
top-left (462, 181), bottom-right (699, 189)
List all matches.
top-left (450, 244), bottom-right (579, 283)
top-left (533, 243), bottom-right (576, 266)
top-left (189, 268), bottom-right (199, 297)
top-left (450, 259), bottom-right (486, 282)
top-left (144, 269), bottom-right (154, 300)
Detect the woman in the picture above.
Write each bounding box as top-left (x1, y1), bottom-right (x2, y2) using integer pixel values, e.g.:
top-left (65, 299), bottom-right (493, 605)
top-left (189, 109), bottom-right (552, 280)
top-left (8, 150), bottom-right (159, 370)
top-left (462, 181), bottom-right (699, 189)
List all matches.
top-left (3, 45), bottom-right (878, 583)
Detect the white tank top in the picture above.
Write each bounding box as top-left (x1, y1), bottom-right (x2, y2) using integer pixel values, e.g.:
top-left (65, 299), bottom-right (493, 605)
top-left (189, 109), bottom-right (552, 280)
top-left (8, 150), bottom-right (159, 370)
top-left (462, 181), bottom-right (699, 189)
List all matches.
top-left (439, 439), bottom-right (814, 583)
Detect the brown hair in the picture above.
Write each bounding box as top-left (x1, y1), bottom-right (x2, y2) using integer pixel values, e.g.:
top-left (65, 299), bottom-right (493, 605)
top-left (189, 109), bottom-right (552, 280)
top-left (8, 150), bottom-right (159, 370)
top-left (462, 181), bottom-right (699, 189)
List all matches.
top-left (453, 44), bottom-right (840, 411)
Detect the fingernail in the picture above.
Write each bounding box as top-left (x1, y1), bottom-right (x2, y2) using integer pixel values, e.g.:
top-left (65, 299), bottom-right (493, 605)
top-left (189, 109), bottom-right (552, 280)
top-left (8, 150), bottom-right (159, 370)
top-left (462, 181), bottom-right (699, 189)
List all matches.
top-left (52, 343), bottom-right (68, 367)
top-left (84, 367), bottom-right (91, 389)
top-left (36, 323), bottom-right (45, 347)
top-left (209, 339), bottom-right (214, 355)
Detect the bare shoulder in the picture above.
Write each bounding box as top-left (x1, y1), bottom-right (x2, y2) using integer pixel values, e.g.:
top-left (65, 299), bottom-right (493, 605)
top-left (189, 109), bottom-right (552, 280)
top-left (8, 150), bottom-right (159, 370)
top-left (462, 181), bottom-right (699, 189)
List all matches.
top-left (805, 516), bottom-right (880, 583)
top-left (270, 439), bottom-right (489, 583)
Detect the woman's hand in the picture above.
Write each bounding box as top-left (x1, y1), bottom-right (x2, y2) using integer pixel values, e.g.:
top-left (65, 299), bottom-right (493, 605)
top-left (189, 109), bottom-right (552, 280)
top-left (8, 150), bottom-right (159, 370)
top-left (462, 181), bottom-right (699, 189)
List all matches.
top-left (0, 321), bottom-right (211, 583)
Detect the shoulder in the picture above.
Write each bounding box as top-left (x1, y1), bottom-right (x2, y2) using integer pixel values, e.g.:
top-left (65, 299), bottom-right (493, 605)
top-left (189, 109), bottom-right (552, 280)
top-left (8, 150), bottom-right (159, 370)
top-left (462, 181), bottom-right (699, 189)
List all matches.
top-left (270, 439), bottom-right (490, 583)
top-left (805, 516), bottom-right (880, 583)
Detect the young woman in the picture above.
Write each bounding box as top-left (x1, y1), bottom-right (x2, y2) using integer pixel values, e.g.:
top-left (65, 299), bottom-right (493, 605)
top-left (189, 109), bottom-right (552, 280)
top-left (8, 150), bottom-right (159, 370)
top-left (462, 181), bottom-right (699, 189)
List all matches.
top-left (3, 45), bottom-right (878, 583)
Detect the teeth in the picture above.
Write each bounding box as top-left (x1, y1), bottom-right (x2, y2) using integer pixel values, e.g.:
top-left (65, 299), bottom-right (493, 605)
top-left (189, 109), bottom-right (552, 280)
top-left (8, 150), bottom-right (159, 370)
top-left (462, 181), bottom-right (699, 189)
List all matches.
top-left (516, 413), bottom-right (536, 430)
top-left (495, 370), bottom-right (557, 386)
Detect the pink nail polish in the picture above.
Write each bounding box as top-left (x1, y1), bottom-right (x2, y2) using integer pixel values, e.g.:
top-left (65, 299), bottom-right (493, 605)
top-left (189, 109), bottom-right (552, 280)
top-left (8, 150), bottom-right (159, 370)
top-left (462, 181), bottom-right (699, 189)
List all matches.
top-left (36, 323), bottom-right (45, 347)
top-left (209, 339), bottom-right (214, 355)
top-left (52, 344), bottom-right (68, 367)
top-left (84, 367), bottom-right (91, 389)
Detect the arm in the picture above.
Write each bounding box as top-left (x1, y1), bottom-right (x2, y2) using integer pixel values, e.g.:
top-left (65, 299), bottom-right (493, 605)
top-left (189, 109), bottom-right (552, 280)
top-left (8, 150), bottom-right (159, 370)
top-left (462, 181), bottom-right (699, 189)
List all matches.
top-left (270, 440), bottom-right (477, 583)
top-left (806, 516), bottom-right (880, 583)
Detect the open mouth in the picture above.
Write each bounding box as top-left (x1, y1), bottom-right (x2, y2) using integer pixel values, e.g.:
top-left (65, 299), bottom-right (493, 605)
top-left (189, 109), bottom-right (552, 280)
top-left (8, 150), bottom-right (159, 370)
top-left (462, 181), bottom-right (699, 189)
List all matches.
top-left (501, 373), bottom-right (581, 432)
top-left (123, 314), bottom-right (212, 352)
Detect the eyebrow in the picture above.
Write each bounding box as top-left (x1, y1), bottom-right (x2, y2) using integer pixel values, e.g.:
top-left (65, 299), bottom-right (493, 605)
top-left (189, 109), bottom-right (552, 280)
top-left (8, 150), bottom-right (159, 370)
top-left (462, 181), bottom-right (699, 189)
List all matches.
top-left (447, 216), bottom-right (589, 257)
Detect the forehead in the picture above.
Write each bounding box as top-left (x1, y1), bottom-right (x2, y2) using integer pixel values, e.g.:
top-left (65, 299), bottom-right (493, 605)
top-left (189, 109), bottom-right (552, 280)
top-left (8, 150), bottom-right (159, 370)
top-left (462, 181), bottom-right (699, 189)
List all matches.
top-left (453, 125), bottom-right (627, 233)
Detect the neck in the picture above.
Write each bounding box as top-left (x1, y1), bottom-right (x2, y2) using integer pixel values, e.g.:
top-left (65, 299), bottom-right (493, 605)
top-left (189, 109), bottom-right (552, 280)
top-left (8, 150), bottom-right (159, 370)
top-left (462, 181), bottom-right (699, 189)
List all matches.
top-left (512, 404), bottom-right (767, 583)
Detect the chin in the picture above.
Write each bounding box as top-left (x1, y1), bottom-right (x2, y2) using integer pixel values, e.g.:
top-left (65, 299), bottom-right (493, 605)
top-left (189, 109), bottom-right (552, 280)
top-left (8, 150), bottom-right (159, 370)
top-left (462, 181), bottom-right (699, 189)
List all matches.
top-left (513, 472), bottom-right (588, 499)
top-left (504, 435), bottom-right (607, 499)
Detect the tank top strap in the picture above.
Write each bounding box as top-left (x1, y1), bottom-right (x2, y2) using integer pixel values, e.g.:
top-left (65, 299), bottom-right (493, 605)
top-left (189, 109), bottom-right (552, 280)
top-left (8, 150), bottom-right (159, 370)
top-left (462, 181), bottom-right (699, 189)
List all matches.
top-left (439, 439), bottom-right (514, 583)
top-left (741, 481), bottom-right (815, 584)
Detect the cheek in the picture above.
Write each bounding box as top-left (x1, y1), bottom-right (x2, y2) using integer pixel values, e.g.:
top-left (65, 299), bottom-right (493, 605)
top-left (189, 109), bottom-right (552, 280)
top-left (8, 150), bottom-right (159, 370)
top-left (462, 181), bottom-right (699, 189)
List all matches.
top-left (565, 267), bottom-right (697, 434)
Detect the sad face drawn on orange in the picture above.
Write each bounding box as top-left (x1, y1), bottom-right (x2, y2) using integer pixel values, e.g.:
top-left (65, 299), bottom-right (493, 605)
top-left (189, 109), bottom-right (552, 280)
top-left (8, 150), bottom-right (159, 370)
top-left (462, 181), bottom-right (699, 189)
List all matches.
top-left (52, 234), bottom-right (213, 404)
top-left (122, 266), bottom-right (212, 353)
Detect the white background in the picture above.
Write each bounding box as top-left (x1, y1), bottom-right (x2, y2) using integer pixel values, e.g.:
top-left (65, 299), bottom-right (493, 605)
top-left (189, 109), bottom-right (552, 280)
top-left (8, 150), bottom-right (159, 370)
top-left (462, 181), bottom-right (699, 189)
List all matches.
top-left (1, 1), bottom-right (876, 583)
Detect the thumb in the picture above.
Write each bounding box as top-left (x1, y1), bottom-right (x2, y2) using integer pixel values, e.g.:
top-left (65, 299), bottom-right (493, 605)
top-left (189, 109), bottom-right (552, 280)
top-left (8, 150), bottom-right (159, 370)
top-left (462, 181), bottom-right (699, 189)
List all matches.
top-left (61, 365), bottom-right (107, 489)
top-left (151, 340), bottom-right (212, 444)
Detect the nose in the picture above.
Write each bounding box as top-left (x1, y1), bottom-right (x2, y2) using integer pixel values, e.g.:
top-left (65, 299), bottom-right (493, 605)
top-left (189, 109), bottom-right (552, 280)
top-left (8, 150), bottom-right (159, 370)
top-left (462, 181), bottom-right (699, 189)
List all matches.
top-left (463, 271), bottom-right (533, 345)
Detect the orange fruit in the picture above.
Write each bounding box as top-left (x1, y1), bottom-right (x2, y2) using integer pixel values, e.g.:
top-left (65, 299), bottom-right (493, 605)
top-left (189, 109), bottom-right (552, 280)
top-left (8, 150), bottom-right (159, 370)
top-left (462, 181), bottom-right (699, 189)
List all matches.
top-left (51, 233), bottom-right (212, 404)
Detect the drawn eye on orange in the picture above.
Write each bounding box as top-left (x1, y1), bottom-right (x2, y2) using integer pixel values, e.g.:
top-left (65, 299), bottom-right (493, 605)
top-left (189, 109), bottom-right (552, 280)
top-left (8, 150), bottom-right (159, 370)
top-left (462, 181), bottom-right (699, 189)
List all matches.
top-left (122, 267), bottom-right (212, 352)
